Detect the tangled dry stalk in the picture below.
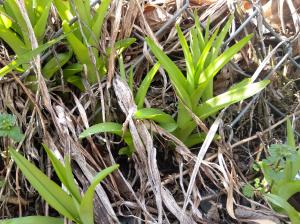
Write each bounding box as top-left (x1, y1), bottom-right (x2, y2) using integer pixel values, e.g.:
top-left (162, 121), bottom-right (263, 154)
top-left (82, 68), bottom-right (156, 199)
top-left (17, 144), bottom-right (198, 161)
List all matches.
top-left (0, 0), bottom-right (300, 223)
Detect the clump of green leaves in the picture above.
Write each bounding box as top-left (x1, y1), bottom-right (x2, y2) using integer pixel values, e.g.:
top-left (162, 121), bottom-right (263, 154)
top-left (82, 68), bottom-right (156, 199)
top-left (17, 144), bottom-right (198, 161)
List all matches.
top-left (258, 119), bottom-right (300, 223)
top-left (0, 0), bottom-right (73, 87)
top-left (0, 113), bottom-right (24, 142)
top-left (0, 0), bottom-right (135, 90)
top-left (0, 0), bottom-right (52, 55)
top-left (141, 14), bottom-right (269, 147)
top-left (80, 15), bottom-right (269, 156)
top-left (1, 145), bottom-right (118, 224)
top-left (53, 0), bottom-right (135, 84)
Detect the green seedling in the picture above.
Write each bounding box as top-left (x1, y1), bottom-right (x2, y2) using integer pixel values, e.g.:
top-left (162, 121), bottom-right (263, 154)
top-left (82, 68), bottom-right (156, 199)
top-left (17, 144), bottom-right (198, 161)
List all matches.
top-left (0, 113), bottom-right (24, 142)
top-left (259, 119), bottom-right (300, 223)
top-left (1, 145), bottom-right (118, 224)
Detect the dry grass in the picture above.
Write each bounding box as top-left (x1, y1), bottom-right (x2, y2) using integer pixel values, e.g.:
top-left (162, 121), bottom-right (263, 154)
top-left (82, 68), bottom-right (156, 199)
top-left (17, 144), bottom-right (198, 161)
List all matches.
top-left (0, 0), bottom-right (300, 223)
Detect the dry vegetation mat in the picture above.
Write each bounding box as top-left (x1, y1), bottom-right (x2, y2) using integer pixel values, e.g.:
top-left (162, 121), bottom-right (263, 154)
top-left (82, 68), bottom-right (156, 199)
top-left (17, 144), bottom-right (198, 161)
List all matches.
top-left (0, 0), bottom-right (300, 223)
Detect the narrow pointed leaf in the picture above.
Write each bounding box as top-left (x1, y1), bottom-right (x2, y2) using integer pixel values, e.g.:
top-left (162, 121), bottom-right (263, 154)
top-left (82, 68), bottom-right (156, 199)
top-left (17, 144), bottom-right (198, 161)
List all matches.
top-left (196, 80), bottom-right (269, 119)
top-left (211, 15), bottom-right (233, 60)
top-left (42, 51), bottom-right (73, 79)
top-left (73, 0), bottom-right (91, 28)
top-left (43, 144), bottom-right (81, 203)
top-left (194, 27), bottom-right (219, 84)
top-left (79, 164), bottom-right (119, 224)
top-left (190, 28), bottom-right (201, 66)
top-left (9, 148), bottom-right (79, 222)
top-left (0, 34), bottom-right (67, 78)
top-left (118, 55), bottom-right (126, 80)
top-left (176, 25), bottom-right (194, 88)
top-left (198, 34), bottom-right (253, 86)
top-left (90, 0), bottom-right (111, 43)
top-left (287, 119), bottom-right (296, 148)
top-left (193, 13), bottom-right (205, 51)
top-left (146, 37), bottom-right (192, 108)
top-left (204, 17), bottom-right (211, 43)
top-left (135, 62), bottom-right (160, 109)
top-left (134, 108), bottom-right (177, 132)
top-left (0, 26), bottom-right (27, 55)
top-left (52, 0), bottom-right (73, 22)
top-left (0, 216), bottom-right (64, 224)
top-left (265, 194), bottom-right (300, 223)
top-left (64, 156), bottom-right (81, 203)
top-left (128, 65), bottom-right (134, 92)
top-left (33, 0), bottom-right (51, 42)
top-left (79, 122), bottom-right (123, 139)
top-left (62, 21), bottom-right (90, 65)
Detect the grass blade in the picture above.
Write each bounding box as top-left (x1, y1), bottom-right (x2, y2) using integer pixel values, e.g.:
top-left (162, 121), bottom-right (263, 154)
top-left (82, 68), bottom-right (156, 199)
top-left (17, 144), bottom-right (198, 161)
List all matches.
top-left (9, 148), bottom-right (80, 222)
top-left (0, 216), bottom-right (64, 224)
top-left (196, 80), bottom-right (269, 119)
top-left (79, 122), bottom-right (124, 139)
top-left (134, 108), bottom-right (177, 132)
top-left (79, 164), bottom-right (119, 224)
top-left (0, 34), bottom-right (67, 78)
top-left (146, 37), bottom-right (192, 108)
top-left (287, 119), bottom-right (296, 148)
top-left (43, 144), bottom-right (81, 204)
top-left (176, 25), bottom-right (194, 88)
top-left (135, 62), bottom-right (160, 109)
top-left (198, 34), bottom-right (253, 86)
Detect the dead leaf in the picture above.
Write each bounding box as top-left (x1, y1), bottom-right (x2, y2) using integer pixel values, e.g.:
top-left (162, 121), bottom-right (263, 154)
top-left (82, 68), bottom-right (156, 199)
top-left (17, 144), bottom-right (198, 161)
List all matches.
top-left (261, 0), bottom-right (300, 33)
top-left (143, 4), bottom-right (171, 31)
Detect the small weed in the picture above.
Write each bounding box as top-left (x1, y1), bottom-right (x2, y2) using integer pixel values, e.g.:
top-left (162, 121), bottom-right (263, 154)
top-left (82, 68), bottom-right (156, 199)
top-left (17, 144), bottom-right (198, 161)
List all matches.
top-left (257, 119), bottom-right (300, 223)
top-left (0, 113), bottom-right (24, 142)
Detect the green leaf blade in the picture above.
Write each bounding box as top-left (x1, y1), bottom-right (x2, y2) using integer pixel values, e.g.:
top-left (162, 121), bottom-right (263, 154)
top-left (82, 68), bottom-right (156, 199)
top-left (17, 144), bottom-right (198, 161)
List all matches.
top-left (145, 37), bottom-right (192, 108)
top-left (79, 164), bottom-right (119, 224)
top-left (79, 122), bottom-right (123, 139)
top-left (196, 80), bottom-right (269, 119)
top-left (9, 148), bottom-right (79, 222)
top-left (135, 62), bottom-right (160, 109)
top-left (0, 216), bottom-right (64, 224)
top-left (198, 34), bottom-right (253, 86)
top-left (134, 108), bottom-right (177, 132)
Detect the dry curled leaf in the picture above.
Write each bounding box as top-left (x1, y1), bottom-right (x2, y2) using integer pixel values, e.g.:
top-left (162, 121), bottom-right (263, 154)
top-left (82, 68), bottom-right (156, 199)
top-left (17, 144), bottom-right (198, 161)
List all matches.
top-left (143, 4), bottom-right (171, 31)
top-left (261, 0), bottom-right (300, 33)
